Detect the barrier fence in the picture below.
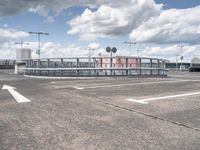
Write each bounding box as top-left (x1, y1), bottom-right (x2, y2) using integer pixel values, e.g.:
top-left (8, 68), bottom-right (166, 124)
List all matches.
top-left (0, 59), bottom-right (15, 69)
top-left (24, 57), bottom-right (168, 77)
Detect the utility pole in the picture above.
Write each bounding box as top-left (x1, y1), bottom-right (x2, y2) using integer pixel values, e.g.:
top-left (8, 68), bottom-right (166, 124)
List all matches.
top-left (175, 54), bottom-right (179, 71)
top-left (88, 48), bottom-right (92, 67)
top-left (88, 47), bottom-right (96, 67)
top-left (28, 31), bottom-right (49, 59)
top-left (136, 49), bottom-right (139, 57)
top-left (15, 40), bottom-right (29, 49)
top-left (124, 41), bottom-right (136, 56)
top-left (178, 44), bottom-right (184, 71)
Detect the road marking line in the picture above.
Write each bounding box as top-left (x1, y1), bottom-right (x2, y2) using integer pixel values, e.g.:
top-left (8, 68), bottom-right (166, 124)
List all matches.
top-left (126, 99), bottom-right (149, 104)
top-left (54, 82), bottom-right (113, 89)
top-left (170, 75), bottom-right (200, 78)
top-left (2, 85), bottom-right (31, 103)
top-left (73, 87), bottom-right (85, 90)
top-left (127, 91), bottom-right (200, 104)
top-left (72, 80), bottom-right (194, 90)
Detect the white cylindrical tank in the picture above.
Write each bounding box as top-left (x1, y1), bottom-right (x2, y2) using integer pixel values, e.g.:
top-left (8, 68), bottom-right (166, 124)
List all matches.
top-left (15, 48), bottom-right (32, 74)
top-left (16, 48), bottom-right (32, 63)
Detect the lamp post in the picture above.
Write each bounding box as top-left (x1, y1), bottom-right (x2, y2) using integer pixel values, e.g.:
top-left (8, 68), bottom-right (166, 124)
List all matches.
top-left (178, 44), bottom-right (184, 71)
top-left (124, 41), bottom-right (136, 56)
top-left (28, 31), bottom-right (49, 59)
top-left (88, 48), bottom-right (92, 68)
top-left (15, 40), bottom-right (29, 49)
top-left (175, 54), bottom-right (180, 71)
top-left (88, 47), bottom-right (97, 68)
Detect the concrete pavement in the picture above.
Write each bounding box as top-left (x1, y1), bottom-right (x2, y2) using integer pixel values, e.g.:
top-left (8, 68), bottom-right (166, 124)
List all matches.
top-left (0, 70), bottom-right (200, 150)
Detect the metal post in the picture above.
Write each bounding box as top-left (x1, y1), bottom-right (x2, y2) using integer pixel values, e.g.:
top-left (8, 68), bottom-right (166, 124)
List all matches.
top-left (61, 58), bottom-right (64, 76)
top-left (47, 59), bottom-right (50, 76)
top-left (37, 59), bottom-right (40, 68)
top-left (139, 58), bottom-right (142, 75)
top-left (175, 55), bottom-right (179, 71)
top-left (38, 34), bottom-right (40, 59)
top-left (110, 52), bottom-right (113, 75)
top-left (100, 58), bottom-right (103, 68)
top-left (110, 54), bottom-right (112, 68)
top-left (124, 42), bottom-right (136, 56)
top-left (162, 60), bottom-right (165, 75)
top-left (76, 58), bottom-right (79, 76)
top-left (47, 59), bottom-right (50, 68)
top-left (157, 60), bottom-right (160, 75)
top-left (126, 58), bottom-right (128, 76)
top-left (178, 45), bottom-right (184, 71)
top-left (181, 48), bottom-right (183, 71)
top-left (61, 58), bottom-right (64, 68)
top-left (150, 59), bottom-right (153, 75)
top-left (89, 48), bottom-right (91, 68)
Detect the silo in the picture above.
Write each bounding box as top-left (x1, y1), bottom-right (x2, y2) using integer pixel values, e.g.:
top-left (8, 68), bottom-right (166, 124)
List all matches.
top-left (15, 48), bottom-right (32, 74)
top-left (16, 48), bottom-right (32, 63)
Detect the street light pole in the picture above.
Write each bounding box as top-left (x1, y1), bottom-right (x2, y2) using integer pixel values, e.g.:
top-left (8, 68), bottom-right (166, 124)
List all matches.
top-left (137, 47), bottom-right (140, 57)
top-left (15, 40), bottom-right (29, 49)
top-left (124, 41), bottom-right (136, 56)
top-left (29, 31), bottom-right (49, 59)
top-left (178, 44), bottom-right (184, 71)
top-left (88, 48), bottom-right (92, 67)
top-left (88, 47), bottom-right (97, 68)
top-left (175, 54), bottom-right (179, 71)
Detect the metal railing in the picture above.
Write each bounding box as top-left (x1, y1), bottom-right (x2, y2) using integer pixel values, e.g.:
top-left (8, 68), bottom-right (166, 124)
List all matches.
top-left (0, 59), bottom-right (15, 69)
top-left (24, 57), bottom-right (168, 77)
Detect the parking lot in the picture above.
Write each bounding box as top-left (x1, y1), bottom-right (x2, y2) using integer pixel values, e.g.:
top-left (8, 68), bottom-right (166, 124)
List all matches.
top-left (0, 70), bottom-right (200, 150)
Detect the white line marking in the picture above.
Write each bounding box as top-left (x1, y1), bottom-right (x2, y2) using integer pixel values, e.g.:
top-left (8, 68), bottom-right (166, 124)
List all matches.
top-left (127, 91), bottom-right (200, 104)
top-left (72, 80), bottom-right (193, 90)
top-left (170, 75), bottom-right (200, 78)
top-left (54, 82), bottom-right (118, 89)
top-left (24, 75), bottom-right (98, 79)
top-left (126, 99), bottom-right (148, 104)
top-left (2, 85), bottom-right (31, 103)
top-left (73, 87), bottom-right (85, 90)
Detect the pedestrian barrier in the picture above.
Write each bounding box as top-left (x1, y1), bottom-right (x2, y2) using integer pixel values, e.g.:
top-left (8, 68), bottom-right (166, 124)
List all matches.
top-left (24, 57), bottom-right (168, 77)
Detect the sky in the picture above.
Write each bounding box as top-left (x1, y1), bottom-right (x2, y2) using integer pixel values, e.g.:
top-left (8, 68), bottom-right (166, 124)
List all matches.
top-left (0, 0), bottom-right (200, 62)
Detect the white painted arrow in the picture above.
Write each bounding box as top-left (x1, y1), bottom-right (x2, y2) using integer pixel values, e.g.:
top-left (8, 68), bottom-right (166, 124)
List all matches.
top-left (2, 85), bottom-right (31, 103)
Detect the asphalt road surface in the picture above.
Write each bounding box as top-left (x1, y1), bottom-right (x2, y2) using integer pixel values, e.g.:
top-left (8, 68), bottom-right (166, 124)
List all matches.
top-left (0, 70), bottom-right (200, 150)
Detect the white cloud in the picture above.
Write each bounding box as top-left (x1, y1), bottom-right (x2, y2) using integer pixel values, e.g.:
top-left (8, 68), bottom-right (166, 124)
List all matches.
top-left (23, 41), bottom-right (111, 59)
top-left (67, 0), bottom-right (162, 41)
top-left (0, 41), bottom-right (86, 59)
top-left (19, 41), bottom-right (105, 58)
top-left (1, 39), bottom-right (199, 63)
top-left (88, 42), bottom-right (99, 50)
top-left (141, 44), bottom-right (200, 62)
top-left (130, 6), bottom-right (200, 44)
top-left (0, 28), bottom-right (29, 42)
top-left (1, 0), bottom-right (200, 63)
top-left (0, 0), bottom-right (162, 23)
top-left (0, 27), bottom-right (29, 59)
top-left (35, 42), bottom-right (86, 58)
top-left (29, 5), bottom-right (55, 23)
top-left (0, 41), bottom-right (16, 59)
